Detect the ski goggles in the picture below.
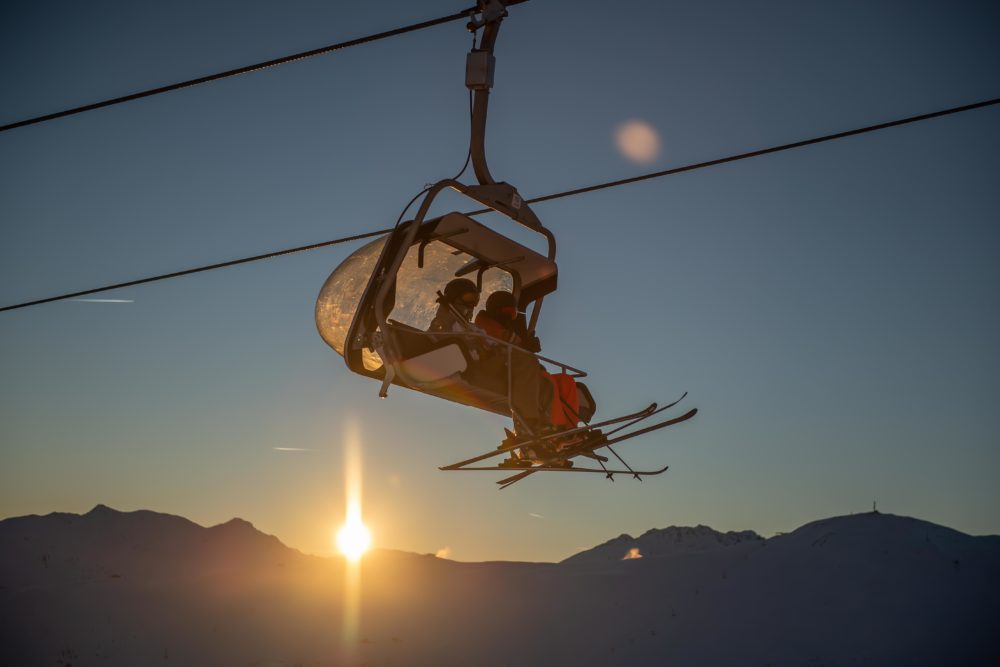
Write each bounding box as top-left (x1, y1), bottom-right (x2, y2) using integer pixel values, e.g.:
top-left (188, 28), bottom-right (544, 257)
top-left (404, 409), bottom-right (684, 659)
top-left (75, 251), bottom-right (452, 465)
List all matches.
top-left (459, 291), bottom-right (480, 306)
top-left (499, 305), bottom-right (518, 319)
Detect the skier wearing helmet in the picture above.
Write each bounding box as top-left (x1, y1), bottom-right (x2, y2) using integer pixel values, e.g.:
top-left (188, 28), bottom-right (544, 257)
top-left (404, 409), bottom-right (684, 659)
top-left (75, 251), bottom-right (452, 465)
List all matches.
top-left (429, 278), bottom-right (482, 336)
top-left (429, 280), bottom-right (549, 436)
top-left (478, 290), bottom-right (598, 436)
top-left (474, 290), bottom-right (541, 353)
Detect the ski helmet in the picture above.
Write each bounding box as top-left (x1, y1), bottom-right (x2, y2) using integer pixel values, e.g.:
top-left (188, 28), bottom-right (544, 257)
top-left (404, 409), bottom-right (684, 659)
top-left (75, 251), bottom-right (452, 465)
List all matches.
top-left (485, 290), bottom-right (518, 321)
top-left (441, 278), bottom-right (479, 304)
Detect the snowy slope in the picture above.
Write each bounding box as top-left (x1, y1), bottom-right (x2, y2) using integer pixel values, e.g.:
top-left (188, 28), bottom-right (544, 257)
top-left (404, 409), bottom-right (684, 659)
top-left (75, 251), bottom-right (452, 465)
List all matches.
top-left (1, 506), bottom-right (997, 666)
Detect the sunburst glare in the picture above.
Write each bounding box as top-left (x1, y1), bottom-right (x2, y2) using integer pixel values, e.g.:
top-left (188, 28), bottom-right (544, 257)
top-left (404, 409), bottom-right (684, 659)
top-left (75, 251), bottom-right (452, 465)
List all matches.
top-left (337, 423), bottom-right (368, 654)
top-left (336, 500), bottom-right (371, 561)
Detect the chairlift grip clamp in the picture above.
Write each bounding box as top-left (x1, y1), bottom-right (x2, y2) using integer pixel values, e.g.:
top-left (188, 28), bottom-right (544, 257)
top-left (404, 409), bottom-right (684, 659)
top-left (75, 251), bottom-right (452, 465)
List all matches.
top-left (465, 1), bottom-right (507, 90)
top-left (466, 0), bottom-right (509, 33)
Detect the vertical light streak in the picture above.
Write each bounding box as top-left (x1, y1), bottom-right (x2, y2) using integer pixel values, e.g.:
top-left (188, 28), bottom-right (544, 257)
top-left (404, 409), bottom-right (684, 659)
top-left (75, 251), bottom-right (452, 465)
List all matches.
top-left (340, 422), bottom-right (363, 651)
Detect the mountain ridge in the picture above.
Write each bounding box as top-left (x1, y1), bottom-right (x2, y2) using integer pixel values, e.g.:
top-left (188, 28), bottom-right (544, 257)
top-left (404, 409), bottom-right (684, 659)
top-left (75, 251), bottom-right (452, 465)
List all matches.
top-left (562, 523), bottom-right (765, 564)
top-left (2, 505), bottom-right (998, 666)
top-left (3, 503), bottom-right (998, 565)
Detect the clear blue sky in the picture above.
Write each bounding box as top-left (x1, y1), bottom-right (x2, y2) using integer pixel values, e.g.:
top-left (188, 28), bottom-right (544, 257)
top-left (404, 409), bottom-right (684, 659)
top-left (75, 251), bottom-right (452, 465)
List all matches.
top-left (1, 0), bottom-right (998, 562)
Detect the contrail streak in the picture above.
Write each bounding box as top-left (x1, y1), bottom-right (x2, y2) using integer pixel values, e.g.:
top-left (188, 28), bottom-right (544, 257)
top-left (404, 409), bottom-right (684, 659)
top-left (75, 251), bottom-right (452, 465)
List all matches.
top-left (72, 298), bottom-right (134, 303)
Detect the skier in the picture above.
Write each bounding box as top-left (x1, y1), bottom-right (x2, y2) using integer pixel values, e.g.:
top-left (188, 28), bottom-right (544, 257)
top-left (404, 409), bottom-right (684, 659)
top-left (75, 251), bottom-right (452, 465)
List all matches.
top-left (474, 290), bottom-right (541, 352)
top-left (428, 278), bottom-right (481, 336)
top-left (429, 280), bottom-right (549, 435)
top-left (477, 290), bottom-right (596, 434)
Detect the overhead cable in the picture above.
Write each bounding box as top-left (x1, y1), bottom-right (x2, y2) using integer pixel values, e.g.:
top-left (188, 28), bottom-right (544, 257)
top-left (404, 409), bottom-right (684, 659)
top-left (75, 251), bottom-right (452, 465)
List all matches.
top-left (517, 96), bottom-right (1000, 208)
top-left (0, 4), bottom-right (496, 133)
top-left (1, 95), bottom-right (997, 313)
top-left (0, 230), bottom-right (391, 312)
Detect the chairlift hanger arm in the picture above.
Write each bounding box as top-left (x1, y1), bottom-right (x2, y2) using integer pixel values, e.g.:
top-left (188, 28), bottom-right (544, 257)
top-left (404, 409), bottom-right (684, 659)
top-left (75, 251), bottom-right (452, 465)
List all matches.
top-left (462, 1), bottom-right (555, 261)
top-left (467, 0), bottom-right (506, 187)
top-left (465, 0), bottom-right (531, 186)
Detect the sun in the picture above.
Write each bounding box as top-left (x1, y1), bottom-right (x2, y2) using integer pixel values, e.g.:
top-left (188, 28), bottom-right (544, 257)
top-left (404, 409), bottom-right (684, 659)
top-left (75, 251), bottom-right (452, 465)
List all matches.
top-left (336, 424), bottom-right (371, 563)
top-left (336, 502), bottom-right (371, 562)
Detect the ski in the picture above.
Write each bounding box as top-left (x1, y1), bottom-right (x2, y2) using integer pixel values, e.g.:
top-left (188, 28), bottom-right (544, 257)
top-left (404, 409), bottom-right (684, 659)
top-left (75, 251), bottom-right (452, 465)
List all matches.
top-left (439, 401), bottom-right (658, 470)
top-left (458, 463), bottom-right (670, 476)
top-left (440, 392), bottom-right (688, 471)
top-left (495, 408), bottom-right (697, 488)
top-left (497, 470), bottom-right (534, 488)
top-left (576, 408), bottom-right (698, 457)
top-left (497, 466), bottom-right (669, 491)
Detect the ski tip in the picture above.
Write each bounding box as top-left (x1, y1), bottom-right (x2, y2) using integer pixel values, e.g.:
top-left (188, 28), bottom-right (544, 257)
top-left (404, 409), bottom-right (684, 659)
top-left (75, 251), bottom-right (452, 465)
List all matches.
top-left (679, 407), bottom-right (697, 419)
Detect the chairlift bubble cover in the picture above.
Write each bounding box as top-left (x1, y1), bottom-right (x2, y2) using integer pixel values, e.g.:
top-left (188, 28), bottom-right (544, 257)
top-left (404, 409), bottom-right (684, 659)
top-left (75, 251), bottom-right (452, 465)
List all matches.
top-left (315, 212), bottom-right (556, 401)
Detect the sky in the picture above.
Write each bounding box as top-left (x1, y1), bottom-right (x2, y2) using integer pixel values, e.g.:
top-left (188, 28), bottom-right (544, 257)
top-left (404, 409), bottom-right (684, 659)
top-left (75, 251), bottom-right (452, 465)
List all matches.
top-left (1, 0), bottom-right (998, 563)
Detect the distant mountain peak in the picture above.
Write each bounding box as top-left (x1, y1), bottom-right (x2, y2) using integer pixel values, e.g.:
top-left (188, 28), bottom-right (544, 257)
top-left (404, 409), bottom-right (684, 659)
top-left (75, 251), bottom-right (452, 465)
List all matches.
top-left (0, 505), bottom-right (297, 580)
top-left (87, 503), bottom-right (118, 515)
top-left (563, 523), bottom-right (763, 564)
top-left (638, 524), bottom-right (762, 543)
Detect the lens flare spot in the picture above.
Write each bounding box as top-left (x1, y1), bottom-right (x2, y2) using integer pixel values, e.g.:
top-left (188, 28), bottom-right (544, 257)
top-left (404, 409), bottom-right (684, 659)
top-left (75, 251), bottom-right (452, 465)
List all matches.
top-left (615, 120), bottom-right (661, 164)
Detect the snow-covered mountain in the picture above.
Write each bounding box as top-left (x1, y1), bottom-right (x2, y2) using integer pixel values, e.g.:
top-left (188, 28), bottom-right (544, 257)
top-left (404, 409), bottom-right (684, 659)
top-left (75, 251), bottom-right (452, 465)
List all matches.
top-left (561, 524), bottom-right (763, 563)
top-left (2, 505), bottom-right (997, 666)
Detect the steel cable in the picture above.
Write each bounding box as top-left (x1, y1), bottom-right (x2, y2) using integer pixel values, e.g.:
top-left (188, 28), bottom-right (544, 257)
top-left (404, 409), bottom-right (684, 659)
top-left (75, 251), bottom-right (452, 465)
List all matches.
top-left (0, 5), bottom-right (483, 133)
top-left (1, 95), bottom-right (997, 313)
top-left (513, 97), bottom-right (1000, 208)
top-left (0, 230), bottom-right (391, 312)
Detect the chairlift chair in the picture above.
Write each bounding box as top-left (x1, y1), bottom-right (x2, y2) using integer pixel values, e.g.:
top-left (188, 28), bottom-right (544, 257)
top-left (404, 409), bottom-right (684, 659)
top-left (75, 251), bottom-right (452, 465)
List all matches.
top-left (315, 203), bottom-right (574, 418)
top-left (314, 0), bottom-right (695, 487)
top-left (316, 0), bottom-right (575, 421)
